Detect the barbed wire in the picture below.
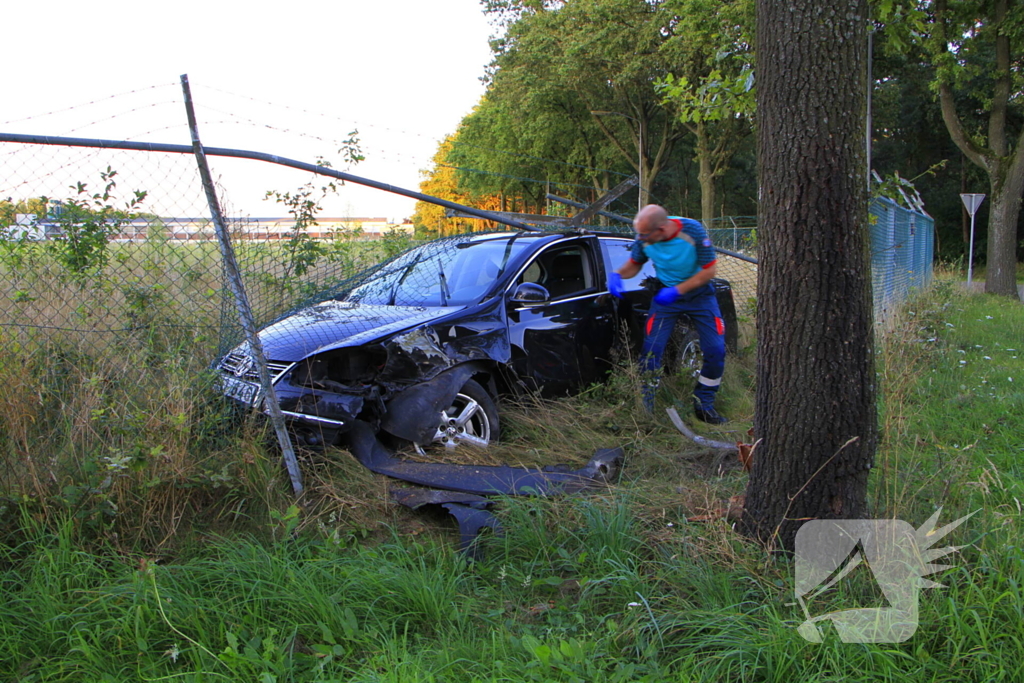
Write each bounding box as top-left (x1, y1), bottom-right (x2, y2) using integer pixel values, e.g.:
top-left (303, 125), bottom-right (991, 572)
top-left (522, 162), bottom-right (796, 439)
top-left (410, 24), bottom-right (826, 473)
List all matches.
top-left (0, 82), bottom-right (179, 127)
top-left (4, 85), bottom-right (634, 213)
top-left (198, 84), bottom-right (631, 180)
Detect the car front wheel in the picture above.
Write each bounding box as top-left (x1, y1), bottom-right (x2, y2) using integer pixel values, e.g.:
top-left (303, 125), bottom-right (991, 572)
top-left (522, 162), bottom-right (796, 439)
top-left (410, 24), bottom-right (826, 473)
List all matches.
top-left (422, 379), bottom-right (499, 450)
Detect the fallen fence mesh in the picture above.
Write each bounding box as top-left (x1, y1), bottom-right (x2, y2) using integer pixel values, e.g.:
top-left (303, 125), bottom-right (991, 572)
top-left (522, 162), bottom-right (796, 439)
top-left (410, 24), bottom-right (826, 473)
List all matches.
top-left (0, 128), bottom-right (929, 370)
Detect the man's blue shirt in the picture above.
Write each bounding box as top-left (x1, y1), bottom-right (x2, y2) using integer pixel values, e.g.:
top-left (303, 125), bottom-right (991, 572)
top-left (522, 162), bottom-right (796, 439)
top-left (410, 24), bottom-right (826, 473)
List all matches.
top-left (629, 217), bottom-right (716, 287)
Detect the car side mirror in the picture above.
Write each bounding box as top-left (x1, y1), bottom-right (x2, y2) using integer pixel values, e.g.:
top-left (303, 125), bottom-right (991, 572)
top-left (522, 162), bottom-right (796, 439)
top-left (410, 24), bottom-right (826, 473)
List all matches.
top-left (509, 282), bottom-right (550, 304)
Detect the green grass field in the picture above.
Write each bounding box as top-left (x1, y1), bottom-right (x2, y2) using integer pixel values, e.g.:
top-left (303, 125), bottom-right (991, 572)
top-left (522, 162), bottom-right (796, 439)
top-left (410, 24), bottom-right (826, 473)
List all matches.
top-left (1, 273), bottom-right (1022, 681)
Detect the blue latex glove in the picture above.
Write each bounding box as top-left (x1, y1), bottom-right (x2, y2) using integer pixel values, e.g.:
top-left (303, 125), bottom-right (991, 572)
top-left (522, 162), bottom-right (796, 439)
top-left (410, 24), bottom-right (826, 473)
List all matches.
top-left (654, 286), bottom-right (681, 305)
top-left (607, 272), bottom-right (625, 299)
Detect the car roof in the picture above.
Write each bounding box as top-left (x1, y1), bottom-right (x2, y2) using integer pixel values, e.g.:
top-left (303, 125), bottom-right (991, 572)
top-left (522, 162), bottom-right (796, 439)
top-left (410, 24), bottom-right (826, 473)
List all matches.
top-left (459, 229), bottom-right (633, 244)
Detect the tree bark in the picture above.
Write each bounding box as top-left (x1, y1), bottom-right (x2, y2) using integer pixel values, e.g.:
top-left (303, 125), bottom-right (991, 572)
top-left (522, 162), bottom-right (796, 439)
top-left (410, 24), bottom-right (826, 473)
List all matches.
top-left (741, 0), bottom-right (878, 552)
top-left (986, 162), bottom-right (1024, 296)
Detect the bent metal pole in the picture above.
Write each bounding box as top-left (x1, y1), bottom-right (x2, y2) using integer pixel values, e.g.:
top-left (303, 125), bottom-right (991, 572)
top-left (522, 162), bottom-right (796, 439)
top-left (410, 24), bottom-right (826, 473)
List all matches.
top-left (0, 136), bottom-right (542, 232)
top-left (180, 73), bottom-right (304, 496)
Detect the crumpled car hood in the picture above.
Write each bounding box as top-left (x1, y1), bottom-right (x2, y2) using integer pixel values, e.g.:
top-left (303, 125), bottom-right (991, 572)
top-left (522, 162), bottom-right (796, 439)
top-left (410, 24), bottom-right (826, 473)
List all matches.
top-left (255, 301), bottom-right (467, 362)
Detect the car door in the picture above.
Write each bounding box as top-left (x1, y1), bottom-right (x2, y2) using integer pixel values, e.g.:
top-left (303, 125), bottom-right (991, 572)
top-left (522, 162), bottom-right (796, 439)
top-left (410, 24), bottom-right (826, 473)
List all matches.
top-left (597, 236), bottom-right (662, 351)
top-left (598, 236), bottom-right (738, 355)
top-left (505, 236), bottom-right (616, 395)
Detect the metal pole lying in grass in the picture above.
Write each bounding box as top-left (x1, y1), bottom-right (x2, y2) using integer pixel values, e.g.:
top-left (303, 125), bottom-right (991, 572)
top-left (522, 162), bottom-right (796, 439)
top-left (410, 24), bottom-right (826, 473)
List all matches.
top-left (179, 74), bottom-right (304, 495)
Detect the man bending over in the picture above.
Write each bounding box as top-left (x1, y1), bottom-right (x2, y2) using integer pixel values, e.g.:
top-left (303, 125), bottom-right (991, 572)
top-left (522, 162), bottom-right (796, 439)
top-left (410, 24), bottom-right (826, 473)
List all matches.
top-left (608, 204), bottom-right (727, 423)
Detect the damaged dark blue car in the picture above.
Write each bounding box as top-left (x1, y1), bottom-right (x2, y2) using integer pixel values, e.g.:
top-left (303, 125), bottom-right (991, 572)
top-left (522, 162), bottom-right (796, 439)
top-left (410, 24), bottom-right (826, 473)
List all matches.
top-left (216, 230), bottom-right (738, 451)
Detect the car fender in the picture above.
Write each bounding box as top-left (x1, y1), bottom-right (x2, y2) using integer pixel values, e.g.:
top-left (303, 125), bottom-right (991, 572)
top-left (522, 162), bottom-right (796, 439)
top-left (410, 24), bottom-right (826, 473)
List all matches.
top-left (378, 363), bottom-right (483, 443)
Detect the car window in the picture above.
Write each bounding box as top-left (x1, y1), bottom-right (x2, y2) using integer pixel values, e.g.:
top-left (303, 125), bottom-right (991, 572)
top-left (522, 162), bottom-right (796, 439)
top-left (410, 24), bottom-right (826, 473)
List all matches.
top-left (346, 236), bottom-right (532, 306)
top-left (521, 262), bottom-right (543, 284)
top-left (598, 237), bottom-right (658, 292)
top-left (515, 245), bottom-right (594, 299)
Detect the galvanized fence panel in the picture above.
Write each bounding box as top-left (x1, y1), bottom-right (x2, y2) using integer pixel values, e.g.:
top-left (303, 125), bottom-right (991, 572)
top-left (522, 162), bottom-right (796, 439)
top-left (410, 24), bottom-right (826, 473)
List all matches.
top-left (869, 197), bottom-right (935, 320)
top-left (700, 201), bottom-right (933, 324)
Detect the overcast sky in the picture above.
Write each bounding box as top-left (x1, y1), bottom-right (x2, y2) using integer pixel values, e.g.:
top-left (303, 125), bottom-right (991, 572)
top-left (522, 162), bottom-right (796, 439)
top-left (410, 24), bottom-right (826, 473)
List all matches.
top-left (3, 1), bottom-right (496, 221)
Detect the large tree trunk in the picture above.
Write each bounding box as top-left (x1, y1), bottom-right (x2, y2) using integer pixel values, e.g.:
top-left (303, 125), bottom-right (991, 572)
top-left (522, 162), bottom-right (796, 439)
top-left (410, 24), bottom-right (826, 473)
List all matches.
top-left (985, 156), bottom-right (1024, 298)
top-left (983, 0), bottom-right (1022, 299)
top-left (940, 93), bottom-right (1024, 298)
top-left (741, 0), bottom-right (878, 552)
top-left (696, 120), bottom-right (716, 225)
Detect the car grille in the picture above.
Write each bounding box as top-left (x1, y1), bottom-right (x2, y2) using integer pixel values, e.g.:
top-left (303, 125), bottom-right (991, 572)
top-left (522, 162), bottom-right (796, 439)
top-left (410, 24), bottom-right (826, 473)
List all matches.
top-left (219, 352), bottom-right (293, 384)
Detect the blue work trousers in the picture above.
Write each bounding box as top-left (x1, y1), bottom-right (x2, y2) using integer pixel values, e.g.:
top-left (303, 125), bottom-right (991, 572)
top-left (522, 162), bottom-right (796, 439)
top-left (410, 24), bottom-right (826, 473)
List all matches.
top-left (639, 285), bottom-right (726, 409)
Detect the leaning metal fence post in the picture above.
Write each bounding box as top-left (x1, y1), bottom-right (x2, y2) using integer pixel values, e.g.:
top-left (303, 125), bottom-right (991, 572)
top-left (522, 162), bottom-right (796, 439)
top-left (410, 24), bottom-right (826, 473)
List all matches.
top-left (179, 74), bottom-right (303, 495)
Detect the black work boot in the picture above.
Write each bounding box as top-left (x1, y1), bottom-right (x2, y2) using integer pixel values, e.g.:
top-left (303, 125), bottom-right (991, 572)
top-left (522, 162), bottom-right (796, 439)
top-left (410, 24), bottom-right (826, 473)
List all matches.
top-left (692, 397), bottom-right (728, 424)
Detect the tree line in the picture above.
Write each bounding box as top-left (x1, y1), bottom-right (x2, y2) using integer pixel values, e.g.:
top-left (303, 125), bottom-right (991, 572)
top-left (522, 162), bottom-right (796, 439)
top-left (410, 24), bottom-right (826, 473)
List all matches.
top-left (414, 0), bottom-right (1024, 299)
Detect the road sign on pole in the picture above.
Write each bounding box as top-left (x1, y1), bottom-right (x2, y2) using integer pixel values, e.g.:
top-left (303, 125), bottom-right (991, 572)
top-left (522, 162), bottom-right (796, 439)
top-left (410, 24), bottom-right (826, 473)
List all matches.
top-left (960, 193), bottom-right (985, 286)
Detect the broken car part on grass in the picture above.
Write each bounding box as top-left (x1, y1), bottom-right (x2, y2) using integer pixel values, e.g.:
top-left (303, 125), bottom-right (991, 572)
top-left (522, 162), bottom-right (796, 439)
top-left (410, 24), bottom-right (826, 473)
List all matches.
top-left (352, 419), bottom-right (623, 557)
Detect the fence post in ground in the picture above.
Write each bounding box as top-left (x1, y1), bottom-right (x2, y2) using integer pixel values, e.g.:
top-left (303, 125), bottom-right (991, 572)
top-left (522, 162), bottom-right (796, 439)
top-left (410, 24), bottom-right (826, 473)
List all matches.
top-left (179, 74), bottom-right (304, 495)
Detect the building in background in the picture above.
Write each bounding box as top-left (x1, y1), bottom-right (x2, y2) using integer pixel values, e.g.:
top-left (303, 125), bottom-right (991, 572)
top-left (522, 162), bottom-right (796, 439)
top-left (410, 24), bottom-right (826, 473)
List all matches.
top-left (28, 216), bottom-right (419, 241)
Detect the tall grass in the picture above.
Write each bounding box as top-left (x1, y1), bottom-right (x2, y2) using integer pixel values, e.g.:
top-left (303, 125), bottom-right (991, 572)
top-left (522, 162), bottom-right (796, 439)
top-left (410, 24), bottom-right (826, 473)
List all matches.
top-left (1, 273), bottom-right (1022, 681)
top-left (0, 337), bottom-right (278, 551)
top-left (4, 497), bottom-right (1019, 680)
top-left (0, 235), bottom-right (404, 550)
top-left (872, 279), bottom-right (1024, 518)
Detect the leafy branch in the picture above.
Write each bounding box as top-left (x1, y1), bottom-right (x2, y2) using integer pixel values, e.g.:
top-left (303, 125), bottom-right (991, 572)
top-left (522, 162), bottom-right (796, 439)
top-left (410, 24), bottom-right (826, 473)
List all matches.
top-left (264, 133), bottom-right (364, 279)
top-left (51, 167), bottom-right (147, 275)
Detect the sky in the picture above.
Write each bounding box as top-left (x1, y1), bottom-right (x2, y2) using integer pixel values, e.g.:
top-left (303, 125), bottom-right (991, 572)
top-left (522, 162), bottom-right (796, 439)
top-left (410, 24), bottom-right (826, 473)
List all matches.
top-left (2, 1), bottom-right (497, 222)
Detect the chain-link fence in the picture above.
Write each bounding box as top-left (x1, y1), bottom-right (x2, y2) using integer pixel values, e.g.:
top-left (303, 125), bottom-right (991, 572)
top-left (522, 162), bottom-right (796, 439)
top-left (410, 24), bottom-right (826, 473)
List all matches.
top-left (706, 215), bottom-right (758, 256)
top-left (0, 143), bottom-right (431, 352)
top-left (0, 114), bottom-right (927, 502)
top-left (0, 133), bottom-right (928, 366)
top-left (869, 197), bottom-right (935, 320)
top-left (701, 201), bottom-right (934, 324)
top-left (0, 128), bottom-right (426, 502)
top-left (3, 147), bottom-right (210, 354)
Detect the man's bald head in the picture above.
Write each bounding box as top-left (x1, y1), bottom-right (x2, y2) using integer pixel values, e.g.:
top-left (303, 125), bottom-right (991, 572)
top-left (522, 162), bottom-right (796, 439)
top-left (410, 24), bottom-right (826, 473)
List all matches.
top-left (634, 205), bottom-right (672, 243)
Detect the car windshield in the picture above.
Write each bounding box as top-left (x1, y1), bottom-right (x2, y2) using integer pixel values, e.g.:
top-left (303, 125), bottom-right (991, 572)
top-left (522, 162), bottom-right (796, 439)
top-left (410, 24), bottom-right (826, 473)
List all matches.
top-left (345, 235), bottom-right (533, 307)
